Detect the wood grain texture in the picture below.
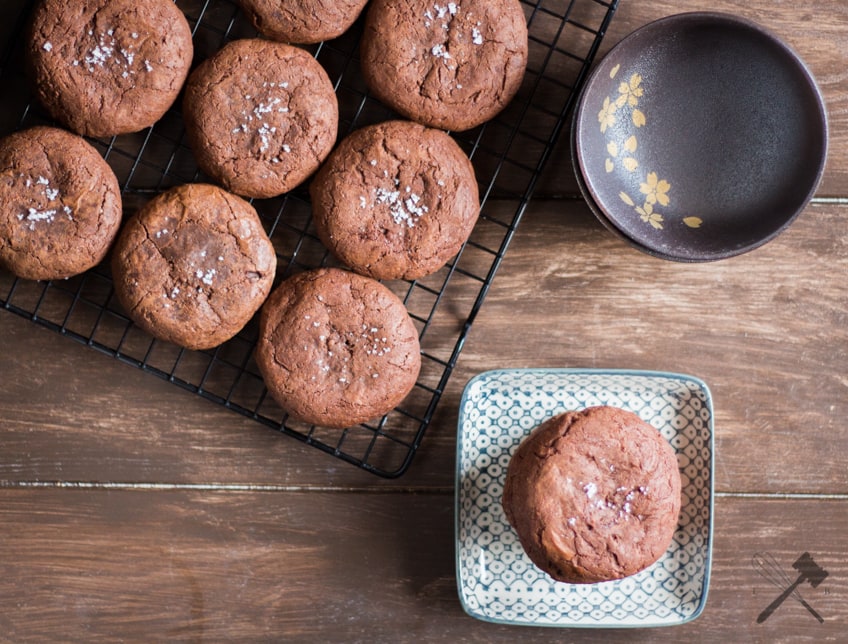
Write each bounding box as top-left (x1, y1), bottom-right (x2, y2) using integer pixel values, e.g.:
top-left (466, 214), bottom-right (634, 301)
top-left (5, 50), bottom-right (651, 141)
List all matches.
top-left (0, 490), bottom-right (845, 642)
top-left (459, 200), bottom-right (848, 494)
top-left (2, 201), bottom-right (847, 492)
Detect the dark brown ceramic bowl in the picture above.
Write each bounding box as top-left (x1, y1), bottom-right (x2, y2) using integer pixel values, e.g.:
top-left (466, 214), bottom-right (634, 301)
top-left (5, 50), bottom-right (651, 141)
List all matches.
top-left (573, 12), bottom-right (828, 261)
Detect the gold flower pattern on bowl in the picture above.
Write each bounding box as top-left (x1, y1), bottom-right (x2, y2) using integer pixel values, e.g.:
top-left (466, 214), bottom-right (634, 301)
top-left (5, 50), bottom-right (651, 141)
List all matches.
top-left (597, 64), bottom-right (701, 231)
top-left (574, 12), bottom-right (828, 262)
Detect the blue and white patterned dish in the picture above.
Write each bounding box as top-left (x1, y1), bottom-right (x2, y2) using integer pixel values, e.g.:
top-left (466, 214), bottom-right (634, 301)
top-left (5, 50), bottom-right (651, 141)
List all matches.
top-left (455, 369), bottom-right (714, 627)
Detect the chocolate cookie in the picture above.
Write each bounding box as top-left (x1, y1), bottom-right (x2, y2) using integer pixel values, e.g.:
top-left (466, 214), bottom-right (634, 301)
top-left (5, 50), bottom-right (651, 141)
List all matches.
top-left (236, 0), bottom-right (369, 44)
top-left (360, 0), bottom-right (528, 131)
top-left (183, 39), bottom-right (339, 199)
top-left (502, 406), bottom-right (682, 584)
top-left (0, 126), bottom-right (122, 281)
top-left (310, 120), bottom-right (479, 280)
top-left (26, 0), bottom-right (193, 137)
top-left (256, 267), bottom-right (421, 428)
top-left (111, 183), bottom-right (277, 351)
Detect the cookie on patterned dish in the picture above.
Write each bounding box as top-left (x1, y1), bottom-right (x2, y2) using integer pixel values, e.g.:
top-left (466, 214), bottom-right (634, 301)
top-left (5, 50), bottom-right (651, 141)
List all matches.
top-left (26, 0), bottom-right (193, 137)
top-left (502, 405), bottom-right (682, 584)
top-left (111, 183), bottom-right (277, 351)
top-left (236, 0), bottom-right (369, 44)
top-left (360, 0), bottom-right (528, 131)
top-left (183, 38), bottom-right (339, 199)
top-left (310, 120), bottom-right (479, 280)
top-left (0, 126), bottom-right (122, 281)
top-left (255, 267), bottom-right (421, 428)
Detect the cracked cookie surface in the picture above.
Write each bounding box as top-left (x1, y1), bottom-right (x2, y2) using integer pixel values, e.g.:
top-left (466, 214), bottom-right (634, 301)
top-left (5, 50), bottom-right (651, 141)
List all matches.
top-left (111, 183), bottom-right (277, 350)
top-left (310, 120), bottom-right (479, 280)
top-left (183, 39), bottom-right (339, 199)
top-left (0, 126), bottom-right (122, 281)
top-left (236, 0), bottom-right (369, 44)
top-left (256, 267), bottom-right (421, 428)
top-left (26, 0), bottom-right (193, 137)
top-left (360, 0), bottom-right (528, 131)
top-left (502, 405), bottom-right (682, 584)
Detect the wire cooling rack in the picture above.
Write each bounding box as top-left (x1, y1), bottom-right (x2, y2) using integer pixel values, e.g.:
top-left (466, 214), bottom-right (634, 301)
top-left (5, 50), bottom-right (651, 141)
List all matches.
top-left (0, 0), bottom-right (619, 477)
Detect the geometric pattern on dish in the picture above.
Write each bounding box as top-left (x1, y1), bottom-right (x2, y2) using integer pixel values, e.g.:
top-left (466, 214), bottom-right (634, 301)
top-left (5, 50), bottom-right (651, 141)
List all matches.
top-left (455, 369), bottom-right (713, 627)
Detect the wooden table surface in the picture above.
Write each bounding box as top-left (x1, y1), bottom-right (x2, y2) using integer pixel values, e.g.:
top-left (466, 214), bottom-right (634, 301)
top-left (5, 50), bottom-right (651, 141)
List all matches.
top-left (2, 0), bottom-right (847, 641)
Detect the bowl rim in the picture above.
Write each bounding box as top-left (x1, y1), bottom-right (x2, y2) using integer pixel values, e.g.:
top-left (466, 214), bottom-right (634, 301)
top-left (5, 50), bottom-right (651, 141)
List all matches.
top-left (572, 11), bottom-right (829, 262)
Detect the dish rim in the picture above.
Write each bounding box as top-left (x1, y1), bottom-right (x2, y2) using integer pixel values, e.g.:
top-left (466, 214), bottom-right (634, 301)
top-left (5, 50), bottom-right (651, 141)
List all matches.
top-left (454, 367), bottom-right (715, 628)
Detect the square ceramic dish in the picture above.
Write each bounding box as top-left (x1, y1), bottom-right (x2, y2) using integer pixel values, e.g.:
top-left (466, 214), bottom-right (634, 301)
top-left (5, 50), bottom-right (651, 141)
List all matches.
top-left (455, 369), bottom-right (714, 627)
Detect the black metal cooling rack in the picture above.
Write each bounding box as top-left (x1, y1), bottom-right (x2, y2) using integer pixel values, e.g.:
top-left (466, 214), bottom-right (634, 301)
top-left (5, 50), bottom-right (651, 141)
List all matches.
top-left (0, 0), bottom-right (619, 477)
